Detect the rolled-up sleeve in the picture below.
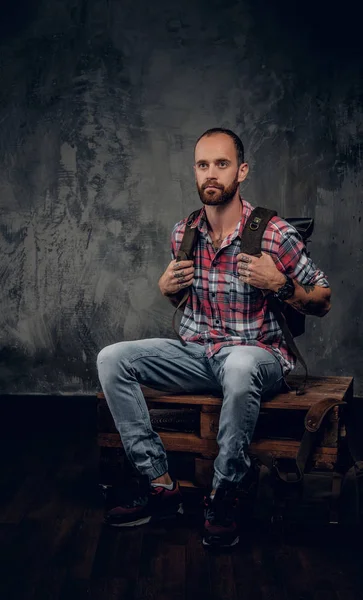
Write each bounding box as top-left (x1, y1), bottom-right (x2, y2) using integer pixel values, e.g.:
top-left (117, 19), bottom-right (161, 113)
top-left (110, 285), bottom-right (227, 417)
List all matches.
top-left (270, 223), bottom-right (330, 288)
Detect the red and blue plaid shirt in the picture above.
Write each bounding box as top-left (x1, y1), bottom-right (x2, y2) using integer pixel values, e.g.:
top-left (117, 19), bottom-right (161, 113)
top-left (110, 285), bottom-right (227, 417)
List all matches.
top-left (171, 198), bottom-right (329, 375)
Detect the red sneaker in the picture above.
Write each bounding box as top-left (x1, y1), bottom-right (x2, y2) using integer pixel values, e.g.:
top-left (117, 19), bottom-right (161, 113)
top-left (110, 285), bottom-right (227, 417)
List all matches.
top-left (202, 487), bottom-right (240, 547)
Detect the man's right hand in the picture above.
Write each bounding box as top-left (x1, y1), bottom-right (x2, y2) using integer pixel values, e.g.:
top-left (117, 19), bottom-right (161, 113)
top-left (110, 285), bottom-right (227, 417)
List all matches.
top-left (158, 259), bottom-right (195, 297)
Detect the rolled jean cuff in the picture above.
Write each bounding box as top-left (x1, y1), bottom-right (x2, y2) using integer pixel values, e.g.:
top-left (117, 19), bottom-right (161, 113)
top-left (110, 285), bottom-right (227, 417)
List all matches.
top-left (141, 457), bottom-right (169, 482)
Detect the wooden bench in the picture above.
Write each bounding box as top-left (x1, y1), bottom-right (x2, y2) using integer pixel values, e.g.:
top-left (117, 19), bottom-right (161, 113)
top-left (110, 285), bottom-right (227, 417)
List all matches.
top-left (97, 375), bottom-right (353, 489)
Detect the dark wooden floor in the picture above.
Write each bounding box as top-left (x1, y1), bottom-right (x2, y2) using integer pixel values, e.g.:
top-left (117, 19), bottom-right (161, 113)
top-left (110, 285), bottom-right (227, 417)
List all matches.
top-left (0, 396), bottom-right (362, 600)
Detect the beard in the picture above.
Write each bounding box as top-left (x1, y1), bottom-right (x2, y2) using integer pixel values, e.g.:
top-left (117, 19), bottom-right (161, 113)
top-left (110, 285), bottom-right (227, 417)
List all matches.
top-left (197, 173), bottom-right (240, 206)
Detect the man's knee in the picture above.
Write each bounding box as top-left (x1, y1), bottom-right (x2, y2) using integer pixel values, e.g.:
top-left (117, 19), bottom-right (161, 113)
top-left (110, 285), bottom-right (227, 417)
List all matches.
top-left (97, 341), bottom-right (129, 372)
top-left (96, 338), bottom-right (162, 375)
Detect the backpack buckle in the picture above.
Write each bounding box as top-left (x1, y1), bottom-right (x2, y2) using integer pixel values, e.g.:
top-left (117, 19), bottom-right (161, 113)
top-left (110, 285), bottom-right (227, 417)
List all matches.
top-left (249, 216), bottom-right (261, 231)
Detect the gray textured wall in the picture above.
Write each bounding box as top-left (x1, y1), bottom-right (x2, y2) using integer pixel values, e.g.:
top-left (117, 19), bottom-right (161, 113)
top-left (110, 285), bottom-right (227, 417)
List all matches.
top-left (0, 0), bottom-right (362, 393)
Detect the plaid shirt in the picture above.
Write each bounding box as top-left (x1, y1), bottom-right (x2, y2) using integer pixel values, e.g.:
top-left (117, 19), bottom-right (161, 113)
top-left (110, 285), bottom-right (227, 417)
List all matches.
top-left (171, 198), bottom-right (329, 375)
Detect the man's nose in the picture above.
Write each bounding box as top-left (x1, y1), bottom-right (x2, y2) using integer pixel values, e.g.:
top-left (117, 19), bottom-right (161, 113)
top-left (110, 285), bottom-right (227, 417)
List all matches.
top-left (206, 164), bottom-right (218, 179)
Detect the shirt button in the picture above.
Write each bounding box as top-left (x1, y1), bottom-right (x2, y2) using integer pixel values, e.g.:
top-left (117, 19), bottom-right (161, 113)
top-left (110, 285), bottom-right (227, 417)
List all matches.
top-left (215, 320), bottom-right (220, 325)
top-left (211, 293), bottom-right (216, 298)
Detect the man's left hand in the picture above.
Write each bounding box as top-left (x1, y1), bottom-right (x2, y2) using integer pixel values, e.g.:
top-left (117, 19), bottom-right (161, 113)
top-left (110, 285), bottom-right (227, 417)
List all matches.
top-left (236, 252), bottom-right (286, 292)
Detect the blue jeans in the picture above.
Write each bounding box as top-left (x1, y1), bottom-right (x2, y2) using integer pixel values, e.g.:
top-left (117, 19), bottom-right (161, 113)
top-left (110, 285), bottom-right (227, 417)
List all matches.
top-left (97, 339), bottom-right (283, 490)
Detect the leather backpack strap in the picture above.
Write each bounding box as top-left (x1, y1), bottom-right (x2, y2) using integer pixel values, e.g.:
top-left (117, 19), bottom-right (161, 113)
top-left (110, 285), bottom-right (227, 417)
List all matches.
top-left (304, 397), bottom-right (347, 433)
top-left (269, 398), bottom-right (347, 484)
top-left (176, 209), bottom-right (201, 261)
top-left (239, 207), bottom-right (308, 395)
top-left (239, 207), bottom-right (278, 256)
top-left (294, 398), bottom-right (347, 477)
top-left (172, 209), bottom-right (201, 344)
top-left (267, 295), bottom-right (308, 395)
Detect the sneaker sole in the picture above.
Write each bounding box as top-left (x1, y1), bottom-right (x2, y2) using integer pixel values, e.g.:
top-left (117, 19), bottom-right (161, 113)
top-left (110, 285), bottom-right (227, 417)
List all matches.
top-left (106, 515), bottom-right (152, 528)
top-left (105, 503), bottom-right (184, 528)
top-left (202, 535), bottom-right (240, 547)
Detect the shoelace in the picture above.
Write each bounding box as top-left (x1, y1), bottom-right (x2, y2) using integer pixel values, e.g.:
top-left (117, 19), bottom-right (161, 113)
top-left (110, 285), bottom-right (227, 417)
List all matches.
top-left (123, 494), bottom-right (149, 509)
top-left (203, 495), bottom-right (239, 525)
top-left (120, 484), bottom-right (170, 507)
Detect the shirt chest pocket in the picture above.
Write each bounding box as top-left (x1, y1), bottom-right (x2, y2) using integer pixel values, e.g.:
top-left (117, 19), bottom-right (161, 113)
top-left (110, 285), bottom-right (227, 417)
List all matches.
top-left (228, 276), bottom-right (265, 314)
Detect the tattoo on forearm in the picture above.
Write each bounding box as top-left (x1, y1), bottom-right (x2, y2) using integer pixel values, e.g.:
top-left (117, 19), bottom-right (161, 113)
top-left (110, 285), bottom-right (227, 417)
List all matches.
top-left (290, 300), bottom-right (306, 313)
top-left (296, 280), bottom-right (315, 294)
top-left (290, 299), bottom-right (326, 316)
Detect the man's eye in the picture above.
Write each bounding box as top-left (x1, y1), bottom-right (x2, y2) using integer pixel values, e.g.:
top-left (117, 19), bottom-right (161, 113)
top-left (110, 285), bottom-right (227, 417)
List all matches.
top-left (219, 161), bottom-right (228, 168)
top-left (199, 163), bottom-right (207, 169)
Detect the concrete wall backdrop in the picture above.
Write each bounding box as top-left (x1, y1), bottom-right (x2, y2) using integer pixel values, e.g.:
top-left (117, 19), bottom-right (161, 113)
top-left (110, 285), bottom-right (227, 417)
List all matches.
top-left (0, 0), bottom-right (362, 393)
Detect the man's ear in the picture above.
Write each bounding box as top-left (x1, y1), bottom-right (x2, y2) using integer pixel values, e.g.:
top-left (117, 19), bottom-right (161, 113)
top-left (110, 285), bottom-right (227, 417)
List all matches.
top-left (238, 163), bottom-right (249, 183)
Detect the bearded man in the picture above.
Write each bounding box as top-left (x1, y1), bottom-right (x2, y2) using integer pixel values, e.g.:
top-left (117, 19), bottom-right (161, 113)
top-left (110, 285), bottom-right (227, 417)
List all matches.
top-left (97, 128), bottom-right (331, 548)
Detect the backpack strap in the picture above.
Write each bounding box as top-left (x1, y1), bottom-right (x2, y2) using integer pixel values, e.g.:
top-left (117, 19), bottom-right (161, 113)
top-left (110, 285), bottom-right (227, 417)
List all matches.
top-left (172, 209), bottom-right (201, 344)
top-left (294, 398), bottom-right (347, 480)
top-left (268, 296), bottom-right (309, 395)
top-left (240, 207), bottom-right (308, 394)
top-left (259, 398), bottom-right (347, 484)
top-left (239, 207), bottom-right (277, 256)
top-left (176, 209), bottom-right (202, 261)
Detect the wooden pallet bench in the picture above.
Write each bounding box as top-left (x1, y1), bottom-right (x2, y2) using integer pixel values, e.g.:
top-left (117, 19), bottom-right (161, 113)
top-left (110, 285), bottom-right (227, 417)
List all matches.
top-left (97, 375), bottom-right (353, 488)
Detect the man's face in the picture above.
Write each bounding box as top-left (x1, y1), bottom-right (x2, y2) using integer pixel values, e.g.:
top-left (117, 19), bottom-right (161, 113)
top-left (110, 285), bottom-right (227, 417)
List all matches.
top-left (194, 133), bottom-right (248, 206)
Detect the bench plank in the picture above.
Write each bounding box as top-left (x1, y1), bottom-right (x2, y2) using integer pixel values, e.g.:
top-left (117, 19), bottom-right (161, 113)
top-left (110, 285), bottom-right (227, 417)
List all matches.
top-left (97, 433), bottom-right (337, 469)
top-left (97, 376), bottom-right (353, 411)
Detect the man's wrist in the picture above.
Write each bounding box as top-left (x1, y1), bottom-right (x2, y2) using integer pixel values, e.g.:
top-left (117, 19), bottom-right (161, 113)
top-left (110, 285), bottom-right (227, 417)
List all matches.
top-left (167, 290), bottom-right (185, 308)
top-left (272, 275), bottom-right (296, 301)
top-left (164, 288), bottom-right (183, 299)
top-left (270, 272), bottom-right (288, 293)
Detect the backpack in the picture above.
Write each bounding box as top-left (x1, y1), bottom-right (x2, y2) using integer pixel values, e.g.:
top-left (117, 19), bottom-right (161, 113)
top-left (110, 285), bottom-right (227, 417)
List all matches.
top-left (172, 206), bottom-right (314, 393)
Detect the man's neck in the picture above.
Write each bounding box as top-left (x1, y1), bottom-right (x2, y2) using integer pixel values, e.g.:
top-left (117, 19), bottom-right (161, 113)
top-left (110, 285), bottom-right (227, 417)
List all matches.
top-left (205, 195), bottom-right (243, 238)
